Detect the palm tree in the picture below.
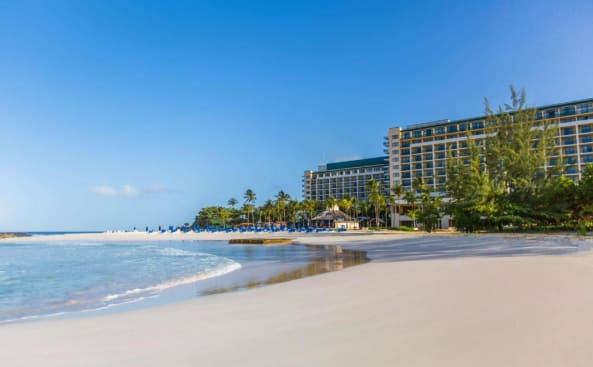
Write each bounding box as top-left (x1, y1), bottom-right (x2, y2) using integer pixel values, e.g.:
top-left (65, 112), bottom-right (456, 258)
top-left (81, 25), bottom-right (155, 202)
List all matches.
top-left (339, 197), bottom-right (353, 217)
top-left (391, 184), bottom-right (403, 227)
top-left (326, 196), bottom-right (337, 212)
top-left (404, 190), bottom-right (417, 228)
top-left (228, 198), bottom-right (238, 208)
top-left (275, 190), bottom-right (290, 222)
top-left (243, 189), bottom-right (256, 224)
top-left (366, 178), bottom-right (383, 228)
top-left (301, 199), bottom-right (317, 226)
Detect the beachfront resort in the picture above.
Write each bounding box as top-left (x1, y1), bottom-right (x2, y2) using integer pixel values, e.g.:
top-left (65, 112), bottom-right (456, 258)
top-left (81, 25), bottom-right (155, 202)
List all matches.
top-left (3, 1), bottom-right (593, 366)
top-left (303, 95), bottom-right (593, 230)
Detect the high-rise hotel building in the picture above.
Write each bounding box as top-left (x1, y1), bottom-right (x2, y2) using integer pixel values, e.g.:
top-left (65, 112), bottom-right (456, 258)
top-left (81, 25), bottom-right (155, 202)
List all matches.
top-left (303, 97), bottom-right (593, 227)
top-left (302, 157), bottom-right (389, 202)
top-left (386, 98), bottom-right (593, 194)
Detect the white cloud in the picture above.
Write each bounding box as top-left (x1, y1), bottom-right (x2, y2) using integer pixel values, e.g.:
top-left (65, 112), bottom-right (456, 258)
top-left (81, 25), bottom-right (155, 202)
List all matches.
top-left (91, 184), bottom-right (167, 198)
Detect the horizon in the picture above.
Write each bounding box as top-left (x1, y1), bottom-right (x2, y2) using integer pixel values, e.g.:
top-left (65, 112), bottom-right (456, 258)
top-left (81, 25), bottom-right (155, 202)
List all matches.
top-left (1, 0), bottom-right (592, 231)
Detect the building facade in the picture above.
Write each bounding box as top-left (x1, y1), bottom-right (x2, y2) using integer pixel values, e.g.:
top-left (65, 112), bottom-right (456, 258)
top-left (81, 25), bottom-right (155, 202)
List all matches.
top-left (303, 97), bottom-right (593, 229)
top-left (303, 157), bottom-right (389, 202)
top-left (387, 98), bottom-right (593, 194)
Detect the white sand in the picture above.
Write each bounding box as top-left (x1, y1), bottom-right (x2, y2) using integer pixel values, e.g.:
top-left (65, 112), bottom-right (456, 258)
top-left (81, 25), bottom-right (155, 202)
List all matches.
top-left (2, 232), bottom-right (593, 366)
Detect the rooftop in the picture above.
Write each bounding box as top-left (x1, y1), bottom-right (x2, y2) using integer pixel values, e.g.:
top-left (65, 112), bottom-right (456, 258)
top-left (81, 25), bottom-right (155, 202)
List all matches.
top-left (402, 97), bottom-right (593, 131)
top-left (325, 156), bottom-right (388, 171)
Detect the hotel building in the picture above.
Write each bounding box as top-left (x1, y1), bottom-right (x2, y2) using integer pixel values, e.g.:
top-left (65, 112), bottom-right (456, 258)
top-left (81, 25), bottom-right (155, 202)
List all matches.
top-left (303, 97), bottom-right (593, 228)
top-left (385, 98), bottom-right (593, 195)
top-left (302, 157), bottom-right (389, 202)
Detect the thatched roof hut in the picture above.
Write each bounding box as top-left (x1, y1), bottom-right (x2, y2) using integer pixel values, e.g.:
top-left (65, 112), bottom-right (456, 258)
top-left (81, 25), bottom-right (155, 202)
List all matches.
top-left (312, 206), bottom-right (359, 229)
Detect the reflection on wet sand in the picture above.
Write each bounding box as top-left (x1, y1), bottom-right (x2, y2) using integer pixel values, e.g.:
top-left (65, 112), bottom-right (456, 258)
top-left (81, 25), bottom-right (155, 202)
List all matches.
top-left (201, 245), bottom-right (368, 296)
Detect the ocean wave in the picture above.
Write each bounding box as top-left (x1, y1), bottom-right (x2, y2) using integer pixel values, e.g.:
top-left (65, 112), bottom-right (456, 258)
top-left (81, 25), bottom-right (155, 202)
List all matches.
top-left (102, 261), bottom-right (241, 302)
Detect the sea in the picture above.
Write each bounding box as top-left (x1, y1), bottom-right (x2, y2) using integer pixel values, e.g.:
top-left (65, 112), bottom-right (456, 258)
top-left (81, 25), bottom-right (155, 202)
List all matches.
top-left (0, 238), bottom-right (367, 324)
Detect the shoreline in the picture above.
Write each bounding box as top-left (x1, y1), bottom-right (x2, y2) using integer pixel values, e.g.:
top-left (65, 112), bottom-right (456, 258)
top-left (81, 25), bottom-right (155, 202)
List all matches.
top-left (2, 233), bottom-right (593, 366)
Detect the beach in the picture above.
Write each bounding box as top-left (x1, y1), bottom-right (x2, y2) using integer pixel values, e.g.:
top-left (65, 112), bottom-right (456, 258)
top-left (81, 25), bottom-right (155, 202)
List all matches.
top-left (2, 231), bottom-right (593, 366)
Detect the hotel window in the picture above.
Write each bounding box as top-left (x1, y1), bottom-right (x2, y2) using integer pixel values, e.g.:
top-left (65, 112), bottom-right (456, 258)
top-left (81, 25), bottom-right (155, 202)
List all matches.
top-left (424, 146), bottom-right (433, 153)
top-left (413, 147), bottom-right (421, 154)
top-left (584, 156), bottom-right (593, 163)
top-left (566, 157), bottom-right (578, 164)
top-left (403, 132), bottom-right (410, 139)
top-left (560, 106), bottom-right (576, 116)
top-left (471, 121), bottom-right (484, 129)
top-left (579, 103), bottom-right (593, 114)
top-left (425, 162), bottom-right (433, 169)
top-left (437, 169), bottom-right (446, 176)
top-left (447, 125), bottom-right (458, 133)
top-left (401, 142), bottom-right (410, 148)
top-left (562, 128), bottom-right (575, 136)
top-left (583, 146), bottom-right (593, 153)
top-left (537, 111), bottom-right (544, 120)
top-left (402, 149), bottom-right (410, 155)
top-left (425, 154), bottom-right (433, 160)
top-left (566, 167), bottom-right (578, 175)
top-left (459, 123), bottom-right (468, 131)
top-left (436, 127), bottom-right (445, 134)
top-left (424, 128), bottom-right (433, 136)
top-left (437, 153), bottom-right (446, 160)
top-left (564, 138), bottom-right (576, 145)
top-left (581, 125), bottom-right (593, 133)
top-left (545, 109), bottom-right (557, 119)
top-left (392, 149), bottom-right (399, 155)
top-left (392, 134), bottom-right (399, 139)
top-left (402, 164), bottom-right (410, 171)
top-left (436, 144), bottom-right (445, 151)
top-left (413, 130), bottom-right (422, 138)
top-left (392, 142), bottom-right (399, 147)
top-left (414, 163), bottom-right (422, 170)
top-left (393, 173), bottom-right (400, 177)
top-left (565, 148), bottom-right (577, 155)
top-left (582, 136), bottom-right (593, 144)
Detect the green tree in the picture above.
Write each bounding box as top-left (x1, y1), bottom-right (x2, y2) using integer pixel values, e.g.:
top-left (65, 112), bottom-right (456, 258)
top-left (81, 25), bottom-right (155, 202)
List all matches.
top-left (301, 199), bottom-right (317, 226)
top-left (403, 190), bottom-right (418, 228)
top-left (484, 86), bottom-right (559, 227)
top-left (227, 198), bottom-right (238, 209)
top-left (243, 189), bottom-right (256, 224)
top-left (275, 190), bottom-right (290, 222)
top-left (366, 178), bottom-right (384, 227)
top-left (391, 184), bottom-right (404, 223)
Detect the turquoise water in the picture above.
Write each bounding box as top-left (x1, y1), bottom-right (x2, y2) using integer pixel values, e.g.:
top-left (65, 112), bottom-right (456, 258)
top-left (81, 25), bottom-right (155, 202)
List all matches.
top-left (0, 240), bottom-right (336, 323)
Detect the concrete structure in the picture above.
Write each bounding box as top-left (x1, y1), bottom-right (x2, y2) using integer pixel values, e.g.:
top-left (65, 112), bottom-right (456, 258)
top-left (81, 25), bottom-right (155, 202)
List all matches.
top-left (387, 98), bottom-right (593, 228)
top-left (303, 157), bottom-right (389, 202)
top-left (303, 97), bottom-right (593, 229)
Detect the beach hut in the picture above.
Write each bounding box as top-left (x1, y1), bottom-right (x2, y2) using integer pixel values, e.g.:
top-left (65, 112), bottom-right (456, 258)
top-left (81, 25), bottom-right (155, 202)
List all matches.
top-left (311, 206), bottom-right (359, 230)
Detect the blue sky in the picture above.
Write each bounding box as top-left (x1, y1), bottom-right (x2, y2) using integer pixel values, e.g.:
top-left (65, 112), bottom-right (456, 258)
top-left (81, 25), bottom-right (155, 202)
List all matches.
top-left (1, 0), bottom-right (592, 231)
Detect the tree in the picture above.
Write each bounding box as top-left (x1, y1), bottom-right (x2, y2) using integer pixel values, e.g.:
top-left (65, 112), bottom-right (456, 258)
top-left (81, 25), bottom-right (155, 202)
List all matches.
top-left (403, 190), bottom-right (417, 228)
top-left (275, 190), bottom-right (291, 222)
top-left (446, 132), bottom-right (496, 232)
top-left (391, 184), bottom-right (404, 225)
top-left (243, 189), bottom-right (256, 224)
top-left (227, 198), bottom-right (238, 209)
top-left (484, 86), bottom-right (559, 227)
top-left (416, 185), bottom-right (443, 232)
top-left (301, 199), bottom-right (317, 226)
top-left (366, 178), bottom-right (384, 228)
top-left (575, 164), bottom-right (593, 226)
top-left (325, 196), bottom-right (337, 211)
top-left (339, 197), bottom-right (353, 217)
